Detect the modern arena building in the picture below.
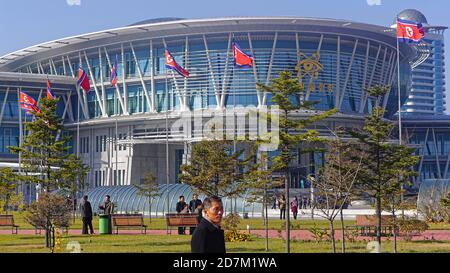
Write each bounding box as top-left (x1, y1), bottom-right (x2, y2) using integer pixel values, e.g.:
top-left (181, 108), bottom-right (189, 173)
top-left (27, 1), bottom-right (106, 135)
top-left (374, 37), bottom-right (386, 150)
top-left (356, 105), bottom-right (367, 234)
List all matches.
top-left (0, 11), bottom-right (447, 214)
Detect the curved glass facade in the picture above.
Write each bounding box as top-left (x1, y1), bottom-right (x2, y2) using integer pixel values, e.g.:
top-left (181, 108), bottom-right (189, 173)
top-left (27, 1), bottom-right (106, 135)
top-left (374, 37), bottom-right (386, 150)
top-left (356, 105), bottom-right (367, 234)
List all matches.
top-left (12, 30), bottom-right (411, 120)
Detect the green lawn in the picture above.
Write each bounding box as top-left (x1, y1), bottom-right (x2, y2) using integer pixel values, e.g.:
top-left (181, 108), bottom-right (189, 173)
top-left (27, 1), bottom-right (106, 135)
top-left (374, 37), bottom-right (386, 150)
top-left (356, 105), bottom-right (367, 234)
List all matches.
top-left (0, 234), bottom-right (449, 253)
top-left (7, 211), bottom-right (450, 231)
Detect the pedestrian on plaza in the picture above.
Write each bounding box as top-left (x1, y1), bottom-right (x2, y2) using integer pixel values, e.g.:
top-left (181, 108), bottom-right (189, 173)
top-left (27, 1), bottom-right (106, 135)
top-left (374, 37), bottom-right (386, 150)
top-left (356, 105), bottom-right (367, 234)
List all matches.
top-left (291, 196), bottom-right (298, 220)
top-left (81, 195), bottom-right (94, 235)
top-left (176, 195), bottom-right (188, 235)
top-left (191, 196), bottom-right (225, 253)
top-left (99, 195), bottom-right (114, 234)
top-left (189, 194), bottom-right (203, 235)
top-left (278, 195), bottom-right (286, 220)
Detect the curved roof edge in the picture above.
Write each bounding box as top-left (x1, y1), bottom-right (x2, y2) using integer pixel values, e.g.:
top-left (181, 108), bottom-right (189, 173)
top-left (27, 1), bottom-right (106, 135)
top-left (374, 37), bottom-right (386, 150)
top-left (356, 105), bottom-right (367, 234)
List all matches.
top-left (0, 16), bottom-right (410, 71)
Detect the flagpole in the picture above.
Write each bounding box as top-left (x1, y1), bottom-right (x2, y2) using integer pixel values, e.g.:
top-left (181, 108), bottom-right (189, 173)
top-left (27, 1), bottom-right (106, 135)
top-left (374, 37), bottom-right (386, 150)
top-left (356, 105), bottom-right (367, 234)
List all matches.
top-left (397, 38), bottom-right (402, 146)
top-left (165, 72), bottom-right (170, 217)
top-left (396, 26), bottom-right (405, 214)
top-left (17, 87), bottom-right (23, 198)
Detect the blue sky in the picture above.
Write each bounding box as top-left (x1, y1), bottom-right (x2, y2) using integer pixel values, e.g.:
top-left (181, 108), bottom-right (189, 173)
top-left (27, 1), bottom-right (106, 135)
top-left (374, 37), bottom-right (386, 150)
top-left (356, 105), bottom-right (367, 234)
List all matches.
top-left (1, 0), bottom-right (449, 111)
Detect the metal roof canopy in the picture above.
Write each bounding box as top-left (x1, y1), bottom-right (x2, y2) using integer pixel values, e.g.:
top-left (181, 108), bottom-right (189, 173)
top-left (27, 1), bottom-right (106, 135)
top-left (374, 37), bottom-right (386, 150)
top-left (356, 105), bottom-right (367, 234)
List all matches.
top-left (0, 17), bottom-right (417, 71)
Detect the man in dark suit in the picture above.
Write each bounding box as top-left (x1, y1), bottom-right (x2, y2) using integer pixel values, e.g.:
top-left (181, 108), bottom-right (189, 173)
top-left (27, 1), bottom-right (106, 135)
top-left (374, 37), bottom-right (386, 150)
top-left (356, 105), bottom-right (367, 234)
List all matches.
top-left (99, 195), bottom-right (114, 234)
top-left (191, 196), bottom-right (225, 253)
top-left (188, 193), bottom-right (202, 235)
top-left (176, 195), bottom-right (188, 235)
top-left (81, 195), bottom-right (94, 234)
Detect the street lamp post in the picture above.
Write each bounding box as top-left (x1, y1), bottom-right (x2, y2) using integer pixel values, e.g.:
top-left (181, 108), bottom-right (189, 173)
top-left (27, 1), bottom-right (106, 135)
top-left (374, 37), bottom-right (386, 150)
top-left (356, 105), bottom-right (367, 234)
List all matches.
top-left (308, 175), bottom-right (315, 220)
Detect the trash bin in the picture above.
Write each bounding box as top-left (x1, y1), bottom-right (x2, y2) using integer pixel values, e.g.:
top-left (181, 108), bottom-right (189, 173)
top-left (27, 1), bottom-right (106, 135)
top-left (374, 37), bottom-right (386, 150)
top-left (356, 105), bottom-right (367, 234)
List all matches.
top-left (99, 214), bottom-right (109, 234)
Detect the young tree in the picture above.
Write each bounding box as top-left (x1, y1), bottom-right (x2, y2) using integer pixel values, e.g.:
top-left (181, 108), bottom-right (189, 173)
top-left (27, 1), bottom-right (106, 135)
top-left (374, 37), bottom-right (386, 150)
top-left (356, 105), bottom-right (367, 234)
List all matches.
top-left (179, 140), bottom-right (250, 199)
top-left (314, 135), bottom-right (361, 253)
top-left (349, 85), bottom-right (419, 249)
top-left (256, 71), bottom-right (336, 253)
top-left (60, 154), bottom-right (90, 223)
top-left (9, 97), bottom-right (69, 192)
top-left (0, 167), bottom-right (24, 214)
top-left (381, 181), bottom-right (416, 253)
top-left (245, 151), bottom-right (283, 252)
top-left (134, 171), bottom-right (160, 222)
top-left (24, 192), bottom-right (71, 251)
top-left (9, 97), bottom-right (82, 247)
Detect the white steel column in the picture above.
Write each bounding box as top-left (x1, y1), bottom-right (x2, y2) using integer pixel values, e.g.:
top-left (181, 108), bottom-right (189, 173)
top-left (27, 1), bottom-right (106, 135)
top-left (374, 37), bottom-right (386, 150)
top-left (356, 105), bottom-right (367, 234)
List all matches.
top-left (219, 33), bottom-right (232, 109)
top-left (338, 39), bottom-right (359, 109)
top-left (149, 40), bottom-right (156, 112)
top-left (79, 52), bottom-right (90, 120)
top-left (202, 35), bottom-right (221, 108)
top-left (130, 42), bottom-right (152, 112)
top-left (335, 36), bottom-right (341, 110)
top-left (247, 33), bottom-right (262, 107)
top-left (121, 44), bottom-right (129, 115)
top-left (104, 47), bottom-right (128, 115)
top-left (0, 87), bottom-right (10, 127)
top-left (183, 36), bottom-right (189, 111)
top-left (262, 32), bottom-right (278, 106)
top-left (99, 48), bottom-right (107, 116)
top-left (84, 51), bottom-right (107, 117)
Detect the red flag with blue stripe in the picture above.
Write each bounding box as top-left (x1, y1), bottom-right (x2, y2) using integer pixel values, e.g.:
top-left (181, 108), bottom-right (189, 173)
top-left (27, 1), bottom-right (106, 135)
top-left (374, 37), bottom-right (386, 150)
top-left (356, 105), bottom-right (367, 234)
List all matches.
top-left (110, 54), bottom-right (118, 87)
top-left (19, 91), bottom-right (40, 114)
top-left (77, 67), bottom-right (91, 92)
top-left (165, 50), bottom-right (189, 77)
top-left (232, 40), bottom-right (254, 68)
top-left (397, 18), bottom-right (425, 44)
top-left (46, 79), bottom-right (56, 99)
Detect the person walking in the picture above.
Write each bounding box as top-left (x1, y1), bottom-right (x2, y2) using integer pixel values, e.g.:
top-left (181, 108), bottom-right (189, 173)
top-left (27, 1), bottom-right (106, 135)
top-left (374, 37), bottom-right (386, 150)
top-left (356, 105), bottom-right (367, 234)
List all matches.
top-left (291, 196), bottom-right (298, 220)
top-left (191, 196), bottom-right (225, 253)
top-left (279, 195), bottom-right (286, 220)
top-left (176, 195), bottom-right (188, 235)
top-left (81, 195), bottom-right (94, 235)
top-left (189, 194), bottom-right (203, 235)
top-left (271, 195), bottom-right (277, 209)
top-left (99, 195), bottom-right (114, 234)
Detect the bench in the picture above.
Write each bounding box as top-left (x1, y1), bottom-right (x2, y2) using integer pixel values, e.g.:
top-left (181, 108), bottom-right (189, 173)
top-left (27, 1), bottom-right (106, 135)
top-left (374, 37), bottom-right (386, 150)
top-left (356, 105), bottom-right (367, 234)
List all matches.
top-left (111, 214), bottom-right (147, 234)
top-left (0, 215), bottom-right (19, 234)
top-left (165, 213), bottom-right (199, 234)
top-left (346, 215), bottom-right (396, 236)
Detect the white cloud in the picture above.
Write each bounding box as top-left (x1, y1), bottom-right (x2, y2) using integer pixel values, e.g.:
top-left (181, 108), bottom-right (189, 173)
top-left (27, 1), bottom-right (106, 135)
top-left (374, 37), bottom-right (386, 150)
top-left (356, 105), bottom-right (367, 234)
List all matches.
top-left (366, 0), bottom-right (382, 6)
top-left (66, 0), bottom-right (81, 6)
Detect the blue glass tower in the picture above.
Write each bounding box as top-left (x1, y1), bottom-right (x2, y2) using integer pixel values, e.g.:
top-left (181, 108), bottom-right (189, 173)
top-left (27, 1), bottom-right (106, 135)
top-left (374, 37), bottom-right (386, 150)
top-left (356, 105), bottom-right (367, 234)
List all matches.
top-left (394, 9), bottom-right (448, 115)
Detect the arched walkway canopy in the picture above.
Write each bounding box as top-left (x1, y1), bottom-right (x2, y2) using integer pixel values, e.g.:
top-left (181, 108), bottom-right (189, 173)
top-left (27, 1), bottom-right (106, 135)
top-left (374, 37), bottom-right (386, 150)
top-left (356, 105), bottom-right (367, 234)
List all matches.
top-left (82, 184), bottom-right (263, 216)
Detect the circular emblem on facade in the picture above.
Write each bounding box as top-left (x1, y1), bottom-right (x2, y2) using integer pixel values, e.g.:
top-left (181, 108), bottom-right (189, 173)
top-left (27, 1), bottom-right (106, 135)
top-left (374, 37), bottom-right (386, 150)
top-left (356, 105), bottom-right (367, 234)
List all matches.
top-left (296, 52), bottom-right (324, 80)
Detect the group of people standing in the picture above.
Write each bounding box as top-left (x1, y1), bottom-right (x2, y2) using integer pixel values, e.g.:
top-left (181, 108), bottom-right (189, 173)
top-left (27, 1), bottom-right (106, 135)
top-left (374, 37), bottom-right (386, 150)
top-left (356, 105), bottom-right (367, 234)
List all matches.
top-left (274, 195), bottom-right (308, 220)
top-left (175, 194), bottom-right (203, 235)
top-left (78, 192), bottom-right (227, 253)
top-left (80, 195), bottom-right (114, 235)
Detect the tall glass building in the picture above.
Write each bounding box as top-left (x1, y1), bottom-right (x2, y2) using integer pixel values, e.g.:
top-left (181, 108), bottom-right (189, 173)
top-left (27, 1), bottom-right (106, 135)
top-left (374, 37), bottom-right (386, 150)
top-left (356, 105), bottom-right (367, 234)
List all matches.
top-left (394, 9), bottom-right (448, 115)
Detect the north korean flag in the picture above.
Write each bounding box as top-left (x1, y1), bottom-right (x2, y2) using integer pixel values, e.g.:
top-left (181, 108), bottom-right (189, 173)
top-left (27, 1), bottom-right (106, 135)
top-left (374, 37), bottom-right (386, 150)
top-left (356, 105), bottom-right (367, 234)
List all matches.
top-left (77, 67), bottom-right (91, 92)
top-left (397, 18), bottom-right (425, 44)
top-left (46, 79), bottom-right (56, 99)
top-left (110, 54), bottom-right (118, 87)
top-left (165, 50), bottom-right (189, 77)
top-left (232, 41), bottom-right (254, 68)
top-left (19, 91), bottom-right (40, 114)
top-left (22, 103), bottom-right (41, 114)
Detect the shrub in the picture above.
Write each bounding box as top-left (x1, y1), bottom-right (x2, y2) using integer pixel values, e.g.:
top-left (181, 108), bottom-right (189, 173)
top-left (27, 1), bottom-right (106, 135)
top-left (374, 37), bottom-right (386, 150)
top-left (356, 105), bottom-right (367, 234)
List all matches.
top-left (344, 228), bottom-right (359, 243)
top-left (222, 213), bottom-right (251, 242)
top-left (308, 224), bottom-right (330, 243)
top-left (224, 230), bottom-right (251, 242)
top-left (397, 218), bottom-right (429, 241)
